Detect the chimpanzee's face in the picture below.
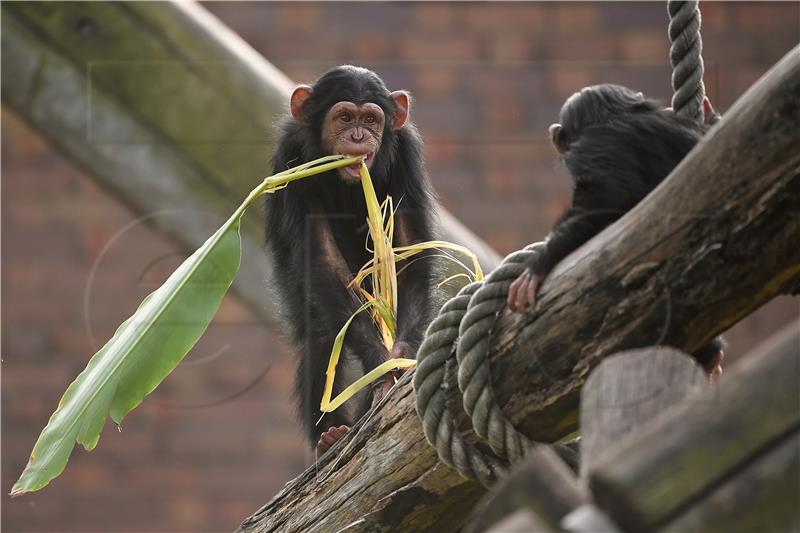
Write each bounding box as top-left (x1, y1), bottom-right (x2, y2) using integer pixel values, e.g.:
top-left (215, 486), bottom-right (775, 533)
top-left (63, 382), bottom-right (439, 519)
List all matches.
top-left (290, 82), bottom-right (410, 183)
top-left (321, 101), bottom-right (386, 181)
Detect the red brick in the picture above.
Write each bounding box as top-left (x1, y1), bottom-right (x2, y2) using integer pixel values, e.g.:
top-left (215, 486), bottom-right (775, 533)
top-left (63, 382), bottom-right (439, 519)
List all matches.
top-left (620, 31), bottom-right (668, 62)
top-left (349, 34), bottom-right (395, 62)
top-left (414, 67), bottom-right (459, 97)
top-left (273, 4), bottom-right (323, 34)
top-left (413, 3), bottom-right (457, 31)
top-left (464, 4), bottom-right (546, 34)
top-left (484, 93), bottom-right (524, 132)
top-left (548, 67), bottom-right (595, 98)
top-left (551, 3), bottom-right (599, 34)
top-left (488, 36), bottom-right (532, 62)
top-left (401, 35), bottom-right (480, 62)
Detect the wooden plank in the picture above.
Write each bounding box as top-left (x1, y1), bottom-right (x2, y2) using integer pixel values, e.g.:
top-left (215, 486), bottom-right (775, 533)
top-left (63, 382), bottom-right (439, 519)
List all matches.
top-left (469, 445), bottom-right (585, 532)
top-left (661, 429), bottom-right (800, 533)
top-left (579, 347), bottom-right (707, 480)
top-left (1, 1), bottom-right (502, 328)
top-left (238, 46), bottom-right (800, 532)
top-left (589, 324), bottom-right (800, 532)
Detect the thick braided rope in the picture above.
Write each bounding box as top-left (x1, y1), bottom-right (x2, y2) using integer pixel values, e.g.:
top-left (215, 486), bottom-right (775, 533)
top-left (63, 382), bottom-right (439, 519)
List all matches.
top-left (456, 242), bottom-right (544, 463)
top-left (413, 282), bottom-right (502, 486)
top-left (668, 0), bottom-right (705, 123)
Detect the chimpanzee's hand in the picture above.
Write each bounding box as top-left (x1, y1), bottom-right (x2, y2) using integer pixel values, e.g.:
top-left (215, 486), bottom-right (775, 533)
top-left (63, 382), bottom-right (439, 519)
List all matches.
top-left (316, 425), bottom-right (350, 456)
top-left (370, 376), bottom-right (395, 409)
top-left (507, 267), bottom-right (545, 313)
top-left (370, 341), bottom-right (415, 409)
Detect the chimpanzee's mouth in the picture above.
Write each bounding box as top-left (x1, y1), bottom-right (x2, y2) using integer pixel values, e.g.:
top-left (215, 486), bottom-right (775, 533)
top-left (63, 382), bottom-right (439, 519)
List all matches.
top-left (341, 152), bottom-right (373, 178)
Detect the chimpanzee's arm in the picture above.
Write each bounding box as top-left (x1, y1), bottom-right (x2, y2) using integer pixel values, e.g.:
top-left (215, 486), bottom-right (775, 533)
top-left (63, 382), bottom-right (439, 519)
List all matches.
top-left (391, 210), bottom-right (438, 360)
top-left (275, 204), bottom-right (390, 443)
top-left (303, 211), bottom-right (391, 367)
top-left (509, 194), bottom-right (623, 313)
top-left (529, 205), bottom-right (621, 277)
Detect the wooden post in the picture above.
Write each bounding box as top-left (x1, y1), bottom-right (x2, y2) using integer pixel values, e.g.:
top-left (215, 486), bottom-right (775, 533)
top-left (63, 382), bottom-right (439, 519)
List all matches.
top-left (579, 347), bottom-right (707, 480)
top-left (238, 46), bottom-right (800, 532)
top-left (661, 429), bottom-right (799, 533)
top-left (589, 325), bottom-right (800, 532)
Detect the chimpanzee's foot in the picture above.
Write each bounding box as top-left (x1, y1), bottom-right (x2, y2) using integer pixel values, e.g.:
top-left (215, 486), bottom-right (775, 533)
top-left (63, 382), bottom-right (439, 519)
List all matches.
top-left (316, 425), bottom-right (349, 456)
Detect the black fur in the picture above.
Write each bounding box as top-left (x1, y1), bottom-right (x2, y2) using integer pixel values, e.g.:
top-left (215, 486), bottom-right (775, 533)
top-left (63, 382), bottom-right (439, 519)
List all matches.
top-left (265, 66), bottom-right (440, 446)
top-left (526, 83), bottom-right (723, 368)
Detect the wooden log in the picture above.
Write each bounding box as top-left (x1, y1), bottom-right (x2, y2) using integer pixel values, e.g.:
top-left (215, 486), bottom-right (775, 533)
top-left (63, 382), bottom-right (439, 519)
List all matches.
top-left (589, 324), bottom-right (800, 532)
top-left (238, 46), bottom-right (800, 532)
top-left (468, 445), bottom-right (586, 532)
top-left (579, 347), bottom-right (707, 480)
top-left (0, 1), bottom-right (502, 327)
top-left (661, 429), bottom-right (800, 533)
top-left (1, 2), bottom-right (286, 326)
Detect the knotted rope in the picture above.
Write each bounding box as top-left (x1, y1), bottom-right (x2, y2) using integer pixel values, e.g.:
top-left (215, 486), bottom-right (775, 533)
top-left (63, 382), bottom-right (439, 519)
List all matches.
top-left (669, 0), bottom-right (706, 123)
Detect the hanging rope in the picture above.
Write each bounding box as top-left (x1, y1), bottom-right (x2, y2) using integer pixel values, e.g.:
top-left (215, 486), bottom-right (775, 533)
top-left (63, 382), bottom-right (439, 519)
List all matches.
top-left (668, 0), bottom-right (706, 123)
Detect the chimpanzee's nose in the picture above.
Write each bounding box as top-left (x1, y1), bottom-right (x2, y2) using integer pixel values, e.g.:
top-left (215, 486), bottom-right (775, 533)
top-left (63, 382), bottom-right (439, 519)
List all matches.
top-left (351, 127), bottom-right (365, 142)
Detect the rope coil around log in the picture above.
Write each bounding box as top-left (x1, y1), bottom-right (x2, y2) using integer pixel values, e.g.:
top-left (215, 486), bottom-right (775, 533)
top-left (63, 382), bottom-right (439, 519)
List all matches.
top-left (669, 0), bottom-right (706, 123)
top-left (456, 243), bottom-right (544, 464)
top-left (414, 243), bottom-right (544, 484)
top-left (414, 282), bottom-right (503, 485)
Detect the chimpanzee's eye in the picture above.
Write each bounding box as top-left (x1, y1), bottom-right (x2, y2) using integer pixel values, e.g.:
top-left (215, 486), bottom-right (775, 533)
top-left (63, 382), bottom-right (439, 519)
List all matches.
top-left (364, 115), bottom-right (376, 124)
top-left (340, 113), bottom-right (351, 122)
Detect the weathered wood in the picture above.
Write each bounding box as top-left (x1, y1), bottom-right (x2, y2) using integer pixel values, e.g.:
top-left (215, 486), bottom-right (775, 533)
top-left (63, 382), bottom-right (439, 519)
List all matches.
top-left (469, 445), bottom-right (586, 532)
top-left (579, 347), bottom-right (707, 480)
top-left (485, 510), bottom-right (552, 533)
top-left (0, 1), bottom-right (501, 327)
top-left (589, 324), bottom-right (800, 532)
top-left (1, 2), bottom-right (286, 326)
top-left (562, 504), bottom-right (623, 533)
top-left (660, 429), bottom-right (800, 533)
top-left (238, 47), bottom-right (800, 532)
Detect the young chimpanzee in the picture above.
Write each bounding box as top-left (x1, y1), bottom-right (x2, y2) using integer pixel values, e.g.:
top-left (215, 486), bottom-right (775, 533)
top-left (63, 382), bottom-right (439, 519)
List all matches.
top-left (507, 84), bottom-right (724, 379)
top-left (266, 66), bottom-right (439, 455)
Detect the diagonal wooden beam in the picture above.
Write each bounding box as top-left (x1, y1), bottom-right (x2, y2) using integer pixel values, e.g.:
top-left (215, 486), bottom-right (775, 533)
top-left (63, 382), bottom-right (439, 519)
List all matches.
top-left (1, 1), bottom-right (501, 327)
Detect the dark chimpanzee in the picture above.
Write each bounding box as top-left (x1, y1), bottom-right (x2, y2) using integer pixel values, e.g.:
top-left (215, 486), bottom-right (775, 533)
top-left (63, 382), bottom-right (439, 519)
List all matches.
top-left (265, 66), bottom-right (439, 455)
top-left (507, 84), bottom-right (724, 379)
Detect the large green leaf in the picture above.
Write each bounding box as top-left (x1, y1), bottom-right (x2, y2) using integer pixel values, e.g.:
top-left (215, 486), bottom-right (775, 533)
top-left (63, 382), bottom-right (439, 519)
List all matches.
top-left (11, 154), bottom-right (363, 496)
top-left (11, 212), bottom-right (243, 496)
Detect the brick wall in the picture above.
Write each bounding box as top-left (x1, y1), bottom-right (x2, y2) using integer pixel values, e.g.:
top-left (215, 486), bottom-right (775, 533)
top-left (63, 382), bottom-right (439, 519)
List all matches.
top-left (3, 2), bottom-right (798, 532)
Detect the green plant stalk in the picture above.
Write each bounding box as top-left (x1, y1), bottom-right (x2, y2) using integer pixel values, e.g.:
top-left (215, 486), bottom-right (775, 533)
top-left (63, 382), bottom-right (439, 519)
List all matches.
top-left (11, 155), bottom-right (363, 496)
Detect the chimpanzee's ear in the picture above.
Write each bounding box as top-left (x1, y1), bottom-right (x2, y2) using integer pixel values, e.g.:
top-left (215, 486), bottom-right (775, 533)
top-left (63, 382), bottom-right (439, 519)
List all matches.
top-left (548, 123), bottom-right (566, 154)
top-left (290, 85), bottom-right (313, 123)
top-left (390, 90), bottom-right (410, 130)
